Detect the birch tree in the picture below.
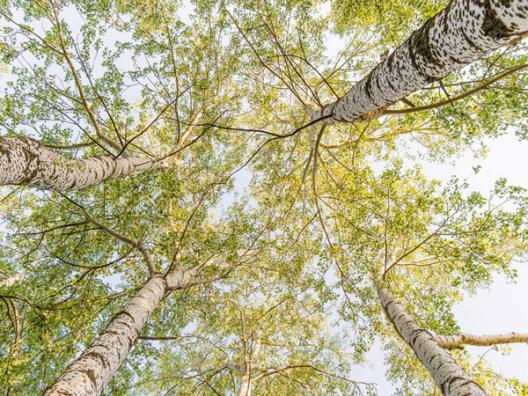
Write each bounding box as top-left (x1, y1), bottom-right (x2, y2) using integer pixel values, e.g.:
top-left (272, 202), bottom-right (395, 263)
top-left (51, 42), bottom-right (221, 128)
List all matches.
top-left (44, 266), bottom-right (217, 395)
top-left (43, 275), bottom-right (168, 396)
top-left (1, 181), bottom-right (261, 395)
top-left (225, 0), bottom-right (528, 162)
top-left (128, 232), bottom-right (375, 396)
top-left (377, 284), bottom-right (485, 396)
top-left (319, 0), bottom-right (528, 123)
top-left (0, 0), bottom-right (242, 192)
top-left (0, 137), bottom-right (160, 191)
top-left (348, 170), bottom-right (528, 394)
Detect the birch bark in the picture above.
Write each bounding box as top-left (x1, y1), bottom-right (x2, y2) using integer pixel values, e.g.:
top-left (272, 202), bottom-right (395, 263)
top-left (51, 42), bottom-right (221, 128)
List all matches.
top-left (377, 285), bottom-right (486, 396)
top-left (434, 332), bottom-right (528, 349)
top-left (44, 264), bottom-right (199, 396)
top-left (0, 137), bottom-right (159, 191)
top-left (44, 276), bottom-right (167, 396)
top-left (320, 0), bottom-right (528, 123)
top-left (238, 375), bottom-right (252, 396)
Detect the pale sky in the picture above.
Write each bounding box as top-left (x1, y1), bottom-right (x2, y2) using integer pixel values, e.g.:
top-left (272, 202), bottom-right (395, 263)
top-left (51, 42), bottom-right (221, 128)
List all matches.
top-left (425, 137), bottom-right (528, 383)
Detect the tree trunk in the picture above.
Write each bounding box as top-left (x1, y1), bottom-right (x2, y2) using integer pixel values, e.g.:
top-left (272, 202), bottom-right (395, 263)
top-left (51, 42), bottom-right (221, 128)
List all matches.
top-left (434, 332), bottom-right (528, 349)
top-left (44, 276), bottom-right (167, 396)
top-left (0, 137), bottom-right (159, 191)
top-left (320, 0), bottom-right (528, 123)
top-left (377, 285), bottom-right (486, 396)
top-left (238, 374), bottom-right (252, 396)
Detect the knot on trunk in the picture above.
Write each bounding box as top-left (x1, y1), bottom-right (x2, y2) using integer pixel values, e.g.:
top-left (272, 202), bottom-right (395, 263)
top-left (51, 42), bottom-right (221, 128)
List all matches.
top-left (166, 268), bottom-right (193, 289)
top-left (359, 108), bottom-right (385, 122)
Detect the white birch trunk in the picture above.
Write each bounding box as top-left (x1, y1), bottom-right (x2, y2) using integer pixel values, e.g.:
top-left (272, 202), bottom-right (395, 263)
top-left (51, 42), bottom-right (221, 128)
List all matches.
top-left (377, 285), bottom-right (486, 396)
top-left (44, 276), bottom-right (167, 396)
top-left (321, 0), bottom-right (528, 123)
top-left (238, 375), bottom-right (252, 396)
top-left (0, 137), bottom-right (159, 191)
top-left (238, 338), bottom-right (259, 396)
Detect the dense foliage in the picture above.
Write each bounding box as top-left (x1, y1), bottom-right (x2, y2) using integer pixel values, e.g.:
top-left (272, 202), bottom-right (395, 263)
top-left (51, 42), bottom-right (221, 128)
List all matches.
top-left (1, 1), bottom-right (528, 395)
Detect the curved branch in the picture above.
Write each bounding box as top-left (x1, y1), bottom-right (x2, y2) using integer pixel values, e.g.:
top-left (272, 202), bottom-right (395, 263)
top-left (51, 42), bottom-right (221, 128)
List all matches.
top-left (383, 64), bottom-right (528, 115)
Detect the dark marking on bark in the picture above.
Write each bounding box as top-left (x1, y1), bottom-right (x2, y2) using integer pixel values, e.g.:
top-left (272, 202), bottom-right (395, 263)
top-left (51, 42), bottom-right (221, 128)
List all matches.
top-left (17, 146), bottom-right (40, 183)
top-left (106, 329), bottom-right (124, 338)
top-left (50, 390), bottom-right (72, 396)
top-left (461, 27), bottom-right (485, 52)
top-left (126, 334), bottom-right (135, 350)
top-left (385, 73), bottom-right (397, 92)
top-left (408, 17), bottom-right (442, 82)
top-left (364, 70), bottom-right (377, 102)
top-left (0, 141), bottom-right (11, 157)
top-left (483, 0), bottom-right (513, 38)
top-left (119, 310), bottom-right (138, 324)
top-left (79, 367), bottom-right (98, 387)
top-left (83, 351), bottom-right (111, 370)
top-left (373, 71), bottom-right (386, 105)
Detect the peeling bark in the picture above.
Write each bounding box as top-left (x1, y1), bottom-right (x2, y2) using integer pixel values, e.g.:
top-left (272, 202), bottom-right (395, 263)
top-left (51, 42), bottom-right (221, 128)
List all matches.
top-left (321, 0), bottom-right (528, 123)
top-left (44, 276), bottom-right (167, 396)
top-left (435, 331), bottom-right (528, 349)
top-left (377, 285), bottom-right (486, 396)
top-left (0, 137), bottom-right (159, 191)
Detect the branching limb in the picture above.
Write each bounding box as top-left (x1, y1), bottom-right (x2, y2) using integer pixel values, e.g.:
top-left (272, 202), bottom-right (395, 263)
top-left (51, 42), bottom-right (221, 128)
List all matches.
top-left (435, 332), bottom-right (528, 350)
top-left (60, 194), bottom-right (158, 276)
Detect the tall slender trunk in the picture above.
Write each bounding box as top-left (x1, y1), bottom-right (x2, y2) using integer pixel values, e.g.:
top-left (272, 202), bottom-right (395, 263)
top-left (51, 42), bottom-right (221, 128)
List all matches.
top-left (238, 374), bottom-right (252, 396)
top-left (238, 335), bottom-right (258, 396)
top-left (321, 0), bottom-right (528, 123)
top-left (44, 266), bottom-right (196, 396)
top-left (44, 276), bottom-right (167, 396)
top-left (377, 285), bottom-right (486, 396)
top-left (0, 137), bottom-right (159, 191)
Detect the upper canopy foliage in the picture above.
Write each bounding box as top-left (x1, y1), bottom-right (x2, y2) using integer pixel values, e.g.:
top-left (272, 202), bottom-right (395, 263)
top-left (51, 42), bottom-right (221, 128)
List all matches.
top-left (1, 0), bottom-right (528, 395)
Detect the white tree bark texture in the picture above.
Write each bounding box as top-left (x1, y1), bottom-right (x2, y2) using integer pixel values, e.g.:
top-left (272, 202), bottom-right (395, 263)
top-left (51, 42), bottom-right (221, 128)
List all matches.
top-left (434, 332), bottom-right (528, 349)
top-left (238, 375), bottom-right (253, 396)
top-left (378, 286), bottom-right (486, 396)
top-left (0, 137), bottom-right (158, 191)
top-left (321, 0), bottom-right (528, 123)
top-left (43, 276), bottom-right (167, 396)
